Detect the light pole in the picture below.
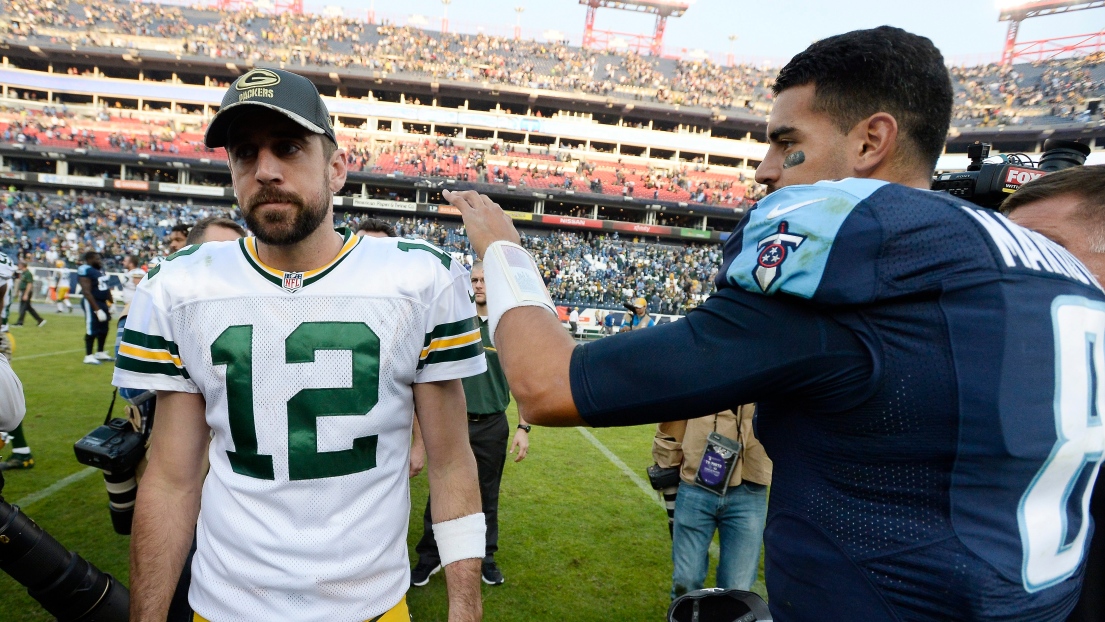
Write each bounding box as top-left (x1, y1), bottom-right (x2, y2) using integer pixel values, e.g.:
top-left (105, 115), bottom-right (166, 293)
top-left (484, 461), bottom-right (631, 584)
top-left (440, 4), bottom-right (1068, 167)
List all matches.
top-left (514, 6), bottom-right (524, 40)
top-left (441, 0), bottom-right (452, 34)
top-left (367, 0), bottom-right (375, 24)
top-left (727, 34), bottom-right (738, 67)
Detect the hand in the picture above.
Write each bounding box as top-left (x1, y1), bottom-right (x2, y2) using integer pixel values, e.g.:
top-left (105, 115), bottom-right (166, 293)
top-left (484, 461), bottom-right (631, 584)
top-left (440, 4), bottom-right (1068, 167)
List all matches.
top-left (409, 446), bottom-right (425, 478)
top-left (510, 428), bottom-right (529, 462)
top-left (95, 309), bottom-right (108, 322)
top-left (442, 189), bottom-right (521, 258)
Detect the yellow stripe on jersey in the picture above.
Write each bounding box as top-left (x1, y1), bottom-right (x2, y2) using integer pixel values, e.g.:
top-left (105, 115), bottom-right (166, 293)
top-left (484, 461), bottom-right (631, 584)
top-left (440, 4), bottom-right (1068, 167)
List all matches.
top-left (192, 595), bottom-right (409, 622)
top-left (419, 329), bottom-right (482, 361)
top-left (118, 343), bottom-right (183, 368)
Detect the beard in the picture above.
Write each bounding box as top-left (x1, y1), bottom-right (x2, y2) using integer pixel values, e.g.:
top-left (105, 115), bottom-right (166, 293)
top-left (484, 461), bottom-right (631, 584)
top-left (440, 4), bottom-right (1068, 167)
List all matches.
top-left (243, 183), bottom-right (331, 246)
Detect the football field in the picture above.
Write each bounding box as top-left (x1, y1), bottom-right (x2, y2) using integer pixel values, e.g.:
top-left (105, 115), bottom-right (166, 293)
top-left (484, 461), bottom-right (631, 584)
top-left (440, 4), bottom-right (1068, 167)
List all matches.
top-left (0, 314), bottom-right (764, 621)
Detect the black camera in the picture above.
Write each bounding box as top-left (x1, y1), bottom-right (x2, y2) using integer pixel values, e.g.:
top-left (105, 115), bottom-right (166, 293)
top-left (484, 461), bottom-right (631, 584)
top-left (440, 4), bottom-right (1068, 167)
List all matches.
top-left (0, 470), bottom-right (130, 620)
top-left (932, 139), bottom-right (1090, 208)
top-left (74, 417), bottom-right (147, 536)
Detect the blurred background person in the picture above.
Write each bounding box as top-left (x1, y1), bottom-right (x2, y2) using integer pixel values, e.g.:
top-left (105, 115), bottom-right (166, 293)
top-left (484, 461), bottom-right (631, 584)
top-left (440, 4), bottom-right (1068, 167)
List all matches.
top-left (12, 260), bottom-right (45, 328)
top-left (1003, 165), bottom-right (1105, 622)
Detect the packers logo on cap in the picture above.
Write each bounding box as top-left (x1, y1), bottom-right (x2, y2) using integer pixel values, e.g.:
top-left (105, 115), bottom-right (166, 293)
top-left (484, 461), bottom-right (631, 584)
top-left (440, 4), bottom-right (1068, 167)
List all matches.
top-left (235, 69), bottom-right (280, 102)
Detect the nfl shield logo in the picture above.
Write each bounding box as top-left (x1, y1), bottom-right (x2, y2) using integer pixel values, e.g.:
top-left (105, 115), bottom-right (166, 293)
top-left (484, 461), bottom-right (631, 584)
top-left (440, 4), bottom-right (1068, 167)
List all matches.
top-left (282, 271), bottom-right (304, 293)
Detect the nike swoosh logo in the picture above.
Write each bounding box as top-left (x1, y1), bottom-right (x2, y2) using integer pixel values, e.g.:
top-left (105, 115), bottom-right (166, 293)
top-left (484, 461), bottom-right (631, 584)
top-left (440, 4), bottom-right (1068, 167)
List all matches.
top-left (765, 197), bottom-right (827, 219)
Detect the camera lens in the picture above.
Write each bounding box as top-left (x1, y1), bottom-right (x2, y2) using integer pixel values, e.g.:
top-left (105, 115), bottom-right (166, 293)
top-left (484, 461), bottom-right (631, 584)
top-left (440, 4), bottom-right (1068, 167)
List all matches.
top-left (102, 469), bottom-right (137, 536)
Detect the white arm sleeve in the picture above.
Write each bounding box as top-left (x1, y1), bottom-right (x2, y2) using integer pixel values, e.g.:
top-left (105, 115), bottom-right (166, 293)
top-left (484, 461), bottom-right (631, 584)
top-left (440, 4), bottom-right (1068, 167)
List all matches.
top-left (0, 355), bottom-right (26, 432)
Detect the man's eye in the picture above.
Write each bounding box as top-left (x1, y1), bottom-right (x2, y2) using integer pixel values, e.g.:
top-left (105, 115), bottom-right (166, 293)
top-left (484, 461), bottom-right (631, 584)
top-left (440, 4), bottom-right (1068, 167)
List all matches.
top-left (278, 142), bottom-right (302, 156)
top-left (233, 146), bottom-right (256, 159)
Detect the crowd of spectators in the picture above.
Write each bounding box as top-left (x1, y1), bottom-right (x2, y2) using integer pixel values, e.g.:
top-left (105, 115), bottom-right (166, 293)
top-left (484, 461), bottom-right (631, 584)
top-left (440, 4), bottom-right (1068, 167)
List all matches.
top-left (950, 52), bottom-right (1105, 125)
top-left (10, 0), bottom-right (1105, 123)
top-left (3, 190), bottom-right (719, 314)
top-left (0, 101), bottom-right (761, 207)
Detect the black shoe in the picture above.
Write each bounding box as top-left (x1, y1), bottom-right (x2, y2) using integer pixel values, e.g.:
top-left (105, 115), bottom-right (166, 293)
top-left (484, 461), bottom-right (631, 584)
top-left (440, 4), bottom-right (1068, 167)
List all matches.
top-left (481, 560), bottom-right (505, 586)
top-left (410, 560), bottom-right (441, 587)
top-left (0, 453), bottom-right (34, 470)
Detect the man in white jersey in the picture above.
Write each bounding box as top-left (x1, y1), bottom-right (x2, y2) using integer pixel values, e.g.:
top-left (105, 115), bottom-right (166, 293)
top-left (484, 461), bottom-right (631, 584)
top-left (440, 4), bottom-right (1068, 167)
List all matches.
top-left (114, 68), bottom-right (486, 622)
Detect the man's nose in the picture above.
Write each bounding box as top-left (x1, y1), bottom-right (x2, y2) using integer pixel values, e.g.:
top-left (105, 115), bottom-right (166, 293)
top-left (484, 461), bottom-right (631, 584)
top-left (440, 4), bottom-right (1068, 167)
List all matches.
top-left (755, 156), bottom-right (779, 188)
top-left (254, 148), bottom-right (285, 184)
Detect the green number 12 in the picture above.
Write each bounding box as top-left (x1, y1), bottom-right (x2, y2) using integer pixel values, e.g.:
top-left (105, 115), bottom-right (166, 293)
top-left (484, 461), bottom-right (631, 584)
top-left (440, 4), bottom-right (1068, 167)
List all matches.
top-left (210, 321), bottom-right (381, 481)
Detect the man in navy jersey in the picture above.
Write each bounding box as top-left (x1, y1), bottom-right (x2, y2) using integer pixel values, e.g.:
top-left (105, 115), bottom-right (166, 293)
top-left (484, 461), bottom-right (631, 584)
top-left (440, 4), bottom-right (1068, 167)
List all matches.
top-left (77, 251), bottom-right (114, 365)
top-left (445, 26), bottom-right (1104, 621)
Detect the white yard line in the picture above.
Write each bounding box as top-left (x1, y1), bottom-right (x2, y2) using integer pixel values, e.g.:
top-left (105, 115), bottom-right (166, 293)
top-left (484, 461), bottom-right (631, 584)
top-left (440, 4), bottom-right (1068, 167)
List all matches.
top-left (576, 426), bottom-right (663, 508)
top-left (576, 426), bottom-right (720, 559)
top-left (13, 467), bottom-right (99, 508)
top-left (12, 348), bottom-right (85, 361)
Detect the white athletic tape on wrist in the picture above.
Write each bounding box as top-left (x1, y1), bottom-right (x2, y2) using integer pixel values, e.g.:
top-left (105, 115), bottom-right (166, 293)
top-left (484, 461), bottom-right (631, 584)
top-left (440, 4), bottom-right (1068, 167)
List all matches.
top-left (482, 241), bottom-right (557, 345)
top-left (432, 512), bottom-right (487, 566)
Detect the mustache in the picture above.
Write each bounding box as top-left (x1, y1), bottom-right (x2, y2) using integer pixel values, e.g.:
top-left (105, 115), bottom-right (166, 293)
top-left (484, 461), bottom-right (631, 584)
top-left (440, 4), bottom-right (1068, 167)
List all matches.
top-left (246, 186), bottom-right (306, 211)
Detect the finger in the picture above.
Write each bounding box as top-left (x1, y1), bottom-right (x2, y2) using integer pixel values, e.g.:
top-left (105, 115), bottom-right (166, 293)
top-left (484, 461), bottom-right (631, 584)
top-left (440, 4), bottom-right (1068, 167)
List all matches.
top-left (442, 189), bottom-right (477, 212)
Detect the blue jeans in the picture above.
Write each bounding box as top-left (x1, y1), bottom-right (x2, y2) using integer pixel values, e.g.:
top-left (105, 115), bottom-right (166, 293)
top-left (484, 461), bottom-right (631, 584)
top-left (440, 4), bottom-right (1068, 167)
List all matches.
top-left (671, 480), bottom-right (768, 598)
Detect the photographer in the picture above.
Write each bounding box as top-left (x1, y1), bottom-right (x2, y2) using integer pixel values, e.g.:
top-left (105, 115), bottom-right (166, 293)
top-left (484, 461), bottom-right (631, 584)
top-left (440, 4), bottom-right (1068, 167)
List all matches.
top-left (447, 26), bottom-right (1102, 620)
top-left (657, 407), bottom-right (771, 599)
top-left (621, 297), bottom-right (654, 332)
top-left (1003, 165), bottom-right (1105, 622)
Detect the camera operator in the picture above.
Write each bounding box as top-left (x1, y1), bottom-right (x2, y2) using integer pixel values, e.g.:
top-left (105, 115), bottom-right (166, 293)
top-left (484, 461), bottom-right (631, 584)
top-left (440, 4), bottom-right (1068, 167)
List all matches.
top-left (447, 25), bottom-right (1103, 620)
top-left (1002, 165), bottom-right (1105, 622)
top-left (621, 297), bottom-right (655, 332)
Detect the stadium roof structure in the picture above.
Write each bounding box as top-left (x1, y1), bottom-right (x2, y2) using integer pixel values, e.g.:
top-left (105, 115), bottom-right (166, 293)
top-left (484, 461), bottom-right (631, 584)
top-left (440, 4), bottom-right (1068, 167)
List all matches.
top-left (579, 0), bottom-right (693, 56)
top-left (998, 1), bottom-right (1105, 64)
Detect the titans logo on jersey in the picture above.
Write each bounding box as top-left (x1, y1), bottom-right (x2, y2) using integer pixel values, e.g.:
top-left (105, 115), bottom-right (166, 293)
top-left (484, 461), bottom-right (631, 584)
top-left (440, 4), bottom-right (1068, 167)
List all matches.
top-left (752, 222), bottom-right (806, 292)
top-left (714, 179), bottom-right (1105, 620)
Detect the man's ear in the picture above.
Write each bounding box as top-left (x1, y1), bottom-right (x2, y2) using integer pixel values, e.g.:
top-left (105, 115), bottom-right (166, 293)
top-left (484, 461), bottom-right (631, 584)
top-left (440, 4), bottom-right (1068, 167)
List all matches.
top-left (851, 112), bottom-right (898, 177)
top-left (328, 146), bottom-right (348, 193)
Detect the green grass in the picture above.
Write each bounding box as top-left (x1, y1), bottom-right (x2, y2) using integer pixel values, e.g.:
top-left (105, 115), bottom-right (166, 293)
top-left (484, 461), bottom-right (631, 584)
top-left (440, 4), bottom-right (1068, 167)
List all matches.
top-left (0, 314), bottom-right (763, 621)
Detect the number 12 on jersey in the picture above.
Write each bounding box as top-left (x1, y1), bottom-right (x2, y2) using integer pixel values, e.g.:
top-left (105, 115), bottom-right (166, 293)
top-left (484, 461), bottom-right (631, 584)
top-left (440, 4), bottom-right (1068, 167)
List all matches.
top-left (211, 321), bottom-right (381, 482)
top-left (1020, 296), bottom-right (1105, 592)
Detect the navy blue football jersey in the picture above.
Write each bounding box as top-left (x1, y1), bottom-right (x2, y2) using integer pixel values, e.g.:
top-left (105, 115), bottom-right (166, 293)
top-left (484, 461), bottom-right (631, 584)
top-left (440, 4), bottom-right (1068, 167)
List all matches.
top-left (570, 179), bottom-right (1105, 621)
top-left (77, 264), bottom-right (112, 301)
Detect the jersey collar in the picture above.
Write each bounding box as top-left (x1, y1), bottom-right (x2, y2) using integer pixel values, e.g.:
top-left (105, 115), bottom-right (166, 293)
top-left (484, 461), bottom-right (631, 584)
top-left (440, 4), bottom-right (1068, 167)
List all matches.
top-left (239, 228), bottom-right (360, 293)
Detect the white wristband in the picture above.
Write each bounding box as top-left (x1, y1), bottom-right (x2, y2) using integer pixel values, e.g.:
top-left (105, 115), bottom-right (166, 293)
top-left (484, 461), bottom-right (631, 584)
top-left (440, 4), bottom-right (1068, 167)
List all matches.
top-left (432, 512), bottom-right (487, 566)
top-left (482, 241), bottom-right (557, 345)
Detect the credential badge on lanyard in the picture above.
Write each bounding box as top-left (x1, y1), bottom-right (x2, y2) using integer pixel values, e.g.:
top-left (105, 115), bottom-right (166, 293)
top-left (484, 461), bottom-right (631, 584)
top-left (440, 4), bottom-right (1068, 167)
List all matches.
top-left (694, 431), bottom-right (742, 496)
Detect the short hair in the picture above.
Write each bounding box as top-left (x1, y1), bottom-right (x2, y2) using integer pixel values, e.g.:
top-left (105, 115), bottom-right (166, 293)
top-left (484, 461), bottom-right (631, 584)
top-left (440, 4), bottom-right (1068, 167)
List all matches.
top-left (356, 217), bottom-right (396, 238)
top-left (186, 216), bottom-right (247, 245)
top-left (772, 26), bottom-right (953, 172)
top-left (1002, 165), bottom-right (1105, 229)
top-left (170, 223), bottom-right (190, 236)
top-left (83, 251), bottom-right (100, 262)
top-left (126, 254), bottom-right (141, 267)
top-left (471, 260), bottom-right (483, 272)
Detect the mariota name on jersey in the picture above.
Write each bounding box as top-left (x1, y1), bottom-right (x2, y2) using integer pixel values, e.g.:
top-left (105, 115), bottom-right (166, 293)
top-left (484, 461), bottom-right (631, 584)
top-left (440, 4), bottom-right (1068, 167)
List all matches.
top-left (963, 206), bottom-right (1097, 286)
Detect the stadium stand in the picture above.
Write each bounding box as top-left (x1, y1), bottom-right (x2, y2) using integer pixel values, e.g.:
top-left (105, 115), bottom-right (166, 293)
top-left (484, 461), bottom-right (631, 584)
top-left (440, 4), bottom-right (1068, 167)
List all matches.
top-left (3, 0), bottom-right (1105, 125)
top-left (0, 190), bottom-right (720, 313)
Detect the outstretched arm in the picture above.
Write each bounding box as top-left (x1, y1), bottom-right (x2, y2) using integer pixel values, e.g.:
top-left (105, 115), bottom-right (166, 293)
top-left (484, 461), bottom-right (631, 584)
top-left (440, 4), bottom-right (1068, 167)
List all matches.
top-left (415, 379), bottom-right (483, 622)
top-left (443, 189), bottom-right (582, 427)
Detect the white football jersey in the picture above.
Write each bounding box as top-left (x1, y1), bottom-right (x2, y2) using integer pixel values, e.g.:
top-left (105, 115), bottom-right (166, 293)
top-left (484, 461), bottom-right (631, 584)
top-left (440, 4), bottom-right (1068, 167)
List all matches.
top-left (0, 253), bottom-right (15, 311)
top-left (112, 230), bottom-right (485, 622)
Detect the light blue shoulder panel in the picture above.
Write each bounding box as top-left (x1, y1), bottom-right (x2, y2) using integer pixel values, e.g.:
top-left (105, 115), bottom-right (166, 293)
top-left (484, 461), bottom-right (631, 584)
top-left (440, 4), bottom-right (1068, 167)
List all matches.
top-left (725, 178), bottom-right (887, 299)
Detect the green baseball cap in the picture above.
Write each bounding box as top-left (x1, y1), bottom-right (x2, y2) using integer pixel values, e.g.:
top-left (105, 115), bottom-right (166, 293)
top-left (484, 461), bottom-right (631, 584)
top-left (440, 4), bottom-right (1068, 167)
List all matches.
top-left (204, 68), bottom-right (337, 149)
